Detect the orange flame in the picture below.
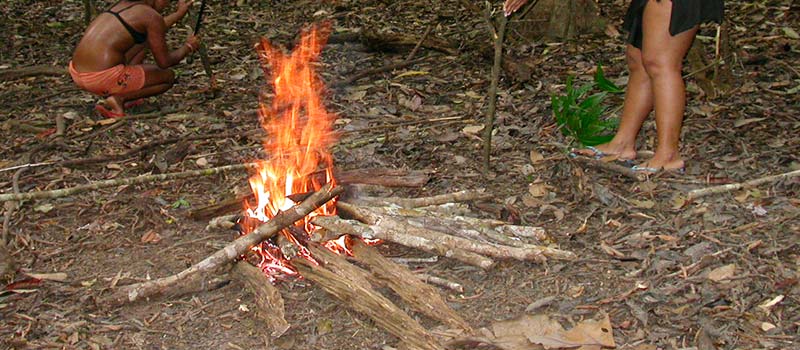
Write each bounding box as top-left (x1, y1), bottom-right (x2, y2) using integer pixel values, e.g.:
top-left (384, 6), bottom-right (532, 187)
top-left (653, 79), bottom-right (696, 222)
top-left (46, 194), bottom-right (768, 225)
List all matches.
top-left (241, 24), bottom-right (338, 277)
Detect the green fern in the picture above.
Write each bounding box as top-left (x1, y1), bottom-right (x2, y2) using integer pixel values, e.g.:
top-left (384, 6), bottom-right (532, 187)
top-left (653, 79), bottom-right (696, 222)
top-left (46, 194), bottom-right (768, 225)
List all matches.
top-left (552, 64), bottom-right (621, 146)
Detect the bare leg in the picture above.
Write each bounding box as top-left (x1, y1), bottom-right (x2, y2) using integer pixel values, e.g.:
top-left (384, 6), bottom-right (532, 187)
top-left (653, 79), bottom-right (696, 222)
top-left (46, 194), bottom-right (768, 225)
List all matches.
top-left (637, 0), bottom-right (697, 171)
top-left (576, 45), bottom-right (654, 160)
top-left (105, 65), bottom-right (175, 114)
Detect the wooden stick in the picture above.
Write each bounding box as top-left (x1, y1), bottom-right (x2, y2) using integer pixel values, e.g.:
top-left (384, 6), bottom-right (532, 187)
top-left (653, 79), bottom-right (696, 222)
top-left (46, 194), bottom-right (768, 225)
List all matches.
top-left (571, 155), bottom-right (641, 181)
top-left (294, 245), bottom-right (444, 350)
top-left (482, 12), bottom-right (508, 173)
top-left (0, 65), bottom-right (66, 82)
top-left (687, 169), bottom-right (800, 201)
top-left (231, 262), bottom-right (290, 337)
top-left (332, 57), bottom-right (429, 87)
top-left (338, 202), bottom-right (575, 261)
top-left (101, 184), bottom-right (342, 306)
top-left (188, 168), bottom-right (431, 220)
top-left (0, 163), bottom-right (258, 202)
top-left (311, 215), bottom-right (494, 269)
top-left (354, 189), bottom-right (491, 208)
top-left (350, 240), bottom-right (471, 331)
top-left (416, 273), bottom-right (464, 293)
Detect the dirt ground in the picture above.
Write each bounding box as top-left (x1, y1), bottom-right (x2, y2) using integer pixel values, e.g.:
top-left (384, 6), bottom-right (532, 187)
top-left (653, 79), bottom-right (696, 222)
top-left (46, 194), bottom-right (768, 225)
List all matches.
top-left (1, 0), bottom-right (798, 349)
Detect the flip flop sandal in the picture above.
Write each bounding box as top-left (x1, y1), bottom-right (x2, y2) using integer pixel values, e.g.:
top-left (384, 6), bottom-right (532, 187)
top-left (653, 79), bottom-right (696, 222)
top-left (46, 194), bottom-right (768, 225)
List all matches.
top-left (95, 104), bottom-right (126, 119)
top-left (569, 145), bottom-right (607, 159)
top-left (631, 165), bottom-right (685, 175)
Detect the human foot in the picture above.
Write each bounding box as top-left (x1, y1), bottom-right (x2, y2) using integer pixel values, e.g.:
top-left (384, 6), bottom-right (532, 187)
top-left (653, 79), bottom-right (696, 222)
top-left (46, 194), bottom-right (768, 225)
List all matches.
top-left (631, 158), bottom-right (685, 174)
top-left (94, 104), bottom-right (126, 118)
top-left (570, 143), bottom-right (637, 161)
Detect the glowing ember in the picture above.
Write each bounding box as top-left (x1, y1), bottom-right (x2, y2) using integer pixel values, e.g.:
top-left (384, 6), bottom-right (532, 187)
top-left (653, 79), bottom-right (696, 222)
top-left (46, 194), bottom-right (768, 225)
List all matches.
top-left (239, 24), bottom-right (342, 279)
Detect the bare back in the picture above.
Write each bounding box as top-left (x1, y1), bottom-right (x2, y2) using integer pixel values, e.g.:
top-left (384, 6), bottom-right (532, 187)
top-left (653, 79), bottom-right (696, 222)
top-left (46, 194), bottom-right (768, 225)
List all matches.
top-left (72, 2), bottom-right (160, 72)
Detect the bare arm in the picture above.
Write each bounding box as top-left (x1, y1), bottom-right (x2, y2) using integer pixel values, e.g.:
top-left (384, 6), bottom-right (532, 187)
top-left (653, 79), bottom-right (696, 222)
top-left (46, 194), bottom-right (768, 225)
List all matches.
top-left (164, 0), bottom-right (194, 29)
top-left (146, 13), bottom-right (192, 68)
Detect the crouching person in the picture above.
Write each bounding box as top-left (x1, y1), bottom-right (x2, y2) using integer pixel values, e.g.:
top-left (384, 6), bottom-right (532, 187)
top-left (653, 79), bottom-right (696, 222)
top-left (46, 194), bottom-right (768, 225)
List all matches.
top-left (69, 0), bottom-right (200, 118)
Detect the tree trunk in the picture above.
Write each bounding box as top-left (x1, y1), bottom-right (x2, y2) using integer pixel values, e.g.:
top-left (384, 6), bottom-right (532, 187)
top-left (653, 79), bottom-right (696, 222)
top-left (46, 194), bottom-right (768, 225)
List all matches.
top-left (513, 0), bottom-right (605, 41)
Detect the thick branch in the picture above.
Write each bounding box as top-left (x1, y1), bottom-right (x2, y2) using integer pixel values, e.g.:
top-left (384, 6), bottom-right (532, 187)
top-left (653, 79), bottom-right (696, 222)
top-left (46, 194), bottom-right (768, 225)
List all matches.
top-left (351, 240), bottom-right (471, 331)
top-left (294, 245), bottom-right (444, 350)
top-left (312, 215), bottom-right (495, 269)
top-left (231, 262), bottom-right (289, 337)
top-left (0, 65), bottom-right (66, 82)
top-left (101, 184), bottom-right (343, 306)
top-left (354, 189), bottom-right (490, 208)
top-left (687, 169), bottom-right (800, 200)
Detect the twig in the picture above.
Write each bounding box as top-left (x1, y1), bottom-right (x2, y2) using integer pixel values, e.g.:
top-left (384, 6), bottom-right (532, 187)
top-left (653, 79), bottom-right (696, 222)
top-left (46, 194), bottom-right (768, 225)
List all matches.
top-left (332, 57), bottom-right (429, 87)
top-left (101, 184), bottom-right (343, 306)
top-left (416, 273), bottom-right (464, 293)
top-left (570, 155), bottom-right (642, 181)
top-left (0, 163), bottom-right (259, 202)
top-left (482, 9), bottom-right (508, 173)
top-left (405, 25), bottom-right (433, 62)
top-left (354, 189), bottom-right (491, 208)
top-left (687, 169), bottom-right (800, 201)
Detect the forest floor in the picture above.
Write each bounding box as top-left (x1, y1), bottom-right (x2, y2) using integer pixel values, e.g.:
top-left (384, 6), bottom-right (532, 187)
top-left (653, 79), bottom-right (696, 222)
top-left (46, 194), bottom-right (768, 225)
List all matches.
top-left (1, 0), bottom-right (798, 349)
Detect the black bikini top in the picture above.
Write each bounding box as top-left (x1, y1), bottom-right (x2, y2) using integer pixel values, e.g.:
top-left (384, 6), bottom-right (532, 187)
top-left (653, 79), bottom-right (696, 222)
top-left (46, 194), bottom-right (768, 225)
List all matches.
top-left (105, 0), bottom-right (147, 44)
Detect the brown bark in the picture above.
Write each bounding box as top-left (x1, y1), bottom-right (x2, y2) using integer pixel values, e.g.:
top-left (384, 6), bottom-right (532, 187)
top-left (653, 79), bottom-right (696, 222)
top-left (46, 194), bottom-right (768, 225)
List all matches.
top-left (294, 244), bottom-right (444, 350)
top-left (350, 240), bottom-right (472, 331)
top-left (102, 184), bottom-right (343, 306)
top-left (354, 189), bottom-right (490, 209)
top-left (231, 262), bottom-right (290, 337)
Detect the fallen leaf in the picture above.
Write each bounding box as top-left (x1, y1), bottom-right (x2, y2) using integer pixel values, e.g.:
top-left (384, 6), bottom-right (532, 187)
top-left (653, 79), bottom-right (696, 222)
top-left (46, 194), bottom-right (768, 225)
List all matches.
top-left (782, 27), bottom-right (799, 39)
top-left (24, 272), bottom-right (68, 282)
top-left (760, 322), bottom-right (776, 332)
top-left (140, 230), bottom-right (162, 244)
top-left (462, 125), bottom-right (484, 134)
top-left (707, 264), bottom-right (736, 282)
top-left (34, 204), bottom-right (54, 213)
top-left (733, 117), bottom-right (765, 128)
top-left (758, 295), bottom-right (784, 312)
top-left (600, 241), bottom-right (626, 258)
top-left (528, 183), bottom-right (548, 197)
top-left (629, 199), bottom-right (655, 209)
top-left (529, 150), bottom-right (544, 164)
top-left (106, 163), bottom-right (122, 170)
top-left (195, 157), bottom-right (209, 167)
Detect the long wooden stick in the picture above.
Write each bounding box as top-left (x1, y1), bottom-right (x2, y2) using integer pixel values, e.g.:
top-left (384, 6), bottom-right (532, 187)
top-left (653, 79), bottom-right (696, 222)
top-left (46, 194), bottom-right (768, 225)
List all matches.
top-left (102, 184), bottom-right (343, 306)
top-left (0, 163), bottom-right (258, 202)
top-left (354, 189), bottom-right (490, 209)
top-left (312, 215), bottom-right (495, 269)
top-left (687, 169), bottom-right (800, 201)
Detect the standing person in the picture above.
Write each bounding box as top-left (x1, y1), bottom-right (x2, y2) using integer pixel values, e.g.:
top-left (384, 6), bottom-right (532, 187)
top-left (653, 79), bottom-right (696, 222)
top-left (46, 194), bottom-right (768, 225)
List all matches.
top-left (574, 0), bottom-right (723, 173)
top-left (69, 0), bottom-right (200, 118)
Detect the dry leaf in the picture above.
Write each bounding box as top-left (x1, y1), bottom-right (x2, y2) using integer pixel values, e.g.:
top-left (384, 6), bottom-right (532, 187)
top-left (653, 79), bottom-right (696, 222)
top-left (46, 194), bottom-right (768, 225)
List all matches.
top-left (25, 272), bottom-right (68, 282)
top-left (528, 183), bottom-right (548, 197)
top-left (462, 125), bottom-right (484, 134)
top-left (733, 117), bottom-right (765, 127)
top-left (195, 157), bottom-right (209, 167)
top-left (524, 314), bottom-right (616, 349)
top-left (529, 150), bottom-right (545, 164)
top-left (140, 230), bottom-right (162, 244)
top-left (600, 241), bottom-right (626, 258)
top-left (707, 264), bottom-right (736, 282)
top-left (782, 27), bottom-right (800, 39)
top-left (629, 199), bottom-right (655, 209)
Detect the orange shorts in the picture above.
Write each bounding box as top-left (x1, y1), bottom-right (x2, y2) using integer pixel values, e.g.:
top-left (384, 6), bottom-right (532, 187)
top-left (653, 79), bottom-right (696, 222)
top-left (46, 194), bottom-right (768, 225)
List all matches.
top-left (68, 61), bottom-right (145, 97)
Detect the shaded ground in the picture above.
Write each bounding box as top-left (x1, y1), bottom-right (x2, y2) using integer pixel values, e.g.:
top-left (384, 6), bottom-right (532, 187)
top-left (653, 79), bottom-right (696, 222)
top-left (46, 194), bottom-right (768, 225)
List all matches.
top-left (1, 0), bottom-right (798, 349)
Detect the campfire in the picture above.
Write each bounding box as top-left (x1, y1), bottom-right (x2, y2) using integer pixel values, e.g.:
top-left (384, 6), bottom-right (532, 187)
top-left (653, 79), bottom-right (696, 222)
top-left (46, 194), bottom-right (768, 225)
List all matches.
top-left (236, 24), bottom-right (348, 280)
top-left (104, 24), bottom-right (578, 350)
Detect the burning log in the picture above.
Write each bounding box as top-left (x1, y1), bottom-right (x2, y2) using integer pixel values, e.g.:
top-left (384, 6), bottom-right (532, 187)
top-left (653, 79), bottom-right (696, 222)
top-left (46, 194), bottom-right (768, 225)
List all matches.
top-left (337, 202), bottom-right (576, 262)
top-left (311, 216), bottom-right (495, 269)
top-left (349, 240), bottom-right (472, 331)
top-left (294, 243), bottom-right (445, 350)
top-left (231, 261), bottom-right (290, 337)
top-left (188, 168), bottom-right (431, 221)
top-left (102, 184), bottom-right (343, 306)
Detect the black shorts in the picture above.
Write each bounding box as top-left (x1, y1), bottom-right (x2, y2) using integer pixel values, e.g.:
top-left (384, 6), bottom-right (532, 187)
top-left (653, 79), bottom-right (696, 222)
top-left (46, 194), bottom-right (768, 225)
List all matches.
top-left (623, 0), bottom-right (724, 49)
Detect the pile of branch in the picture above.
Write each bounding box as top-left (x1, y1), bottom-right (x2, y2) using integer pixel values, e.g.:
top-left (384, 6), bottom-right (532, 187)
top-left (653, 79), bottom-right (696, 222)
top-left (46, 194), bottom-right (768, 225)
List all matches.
top-left (312, 191), bottom-right (576, 269)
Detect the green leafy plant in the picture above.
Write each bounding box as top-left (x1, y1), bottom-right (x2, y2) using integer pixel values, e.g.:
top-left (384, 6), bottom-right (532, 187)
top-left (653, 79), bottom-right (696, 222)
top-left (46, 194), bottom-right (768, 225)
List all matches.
top-left (551, 64), bottom-right (622, 146)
